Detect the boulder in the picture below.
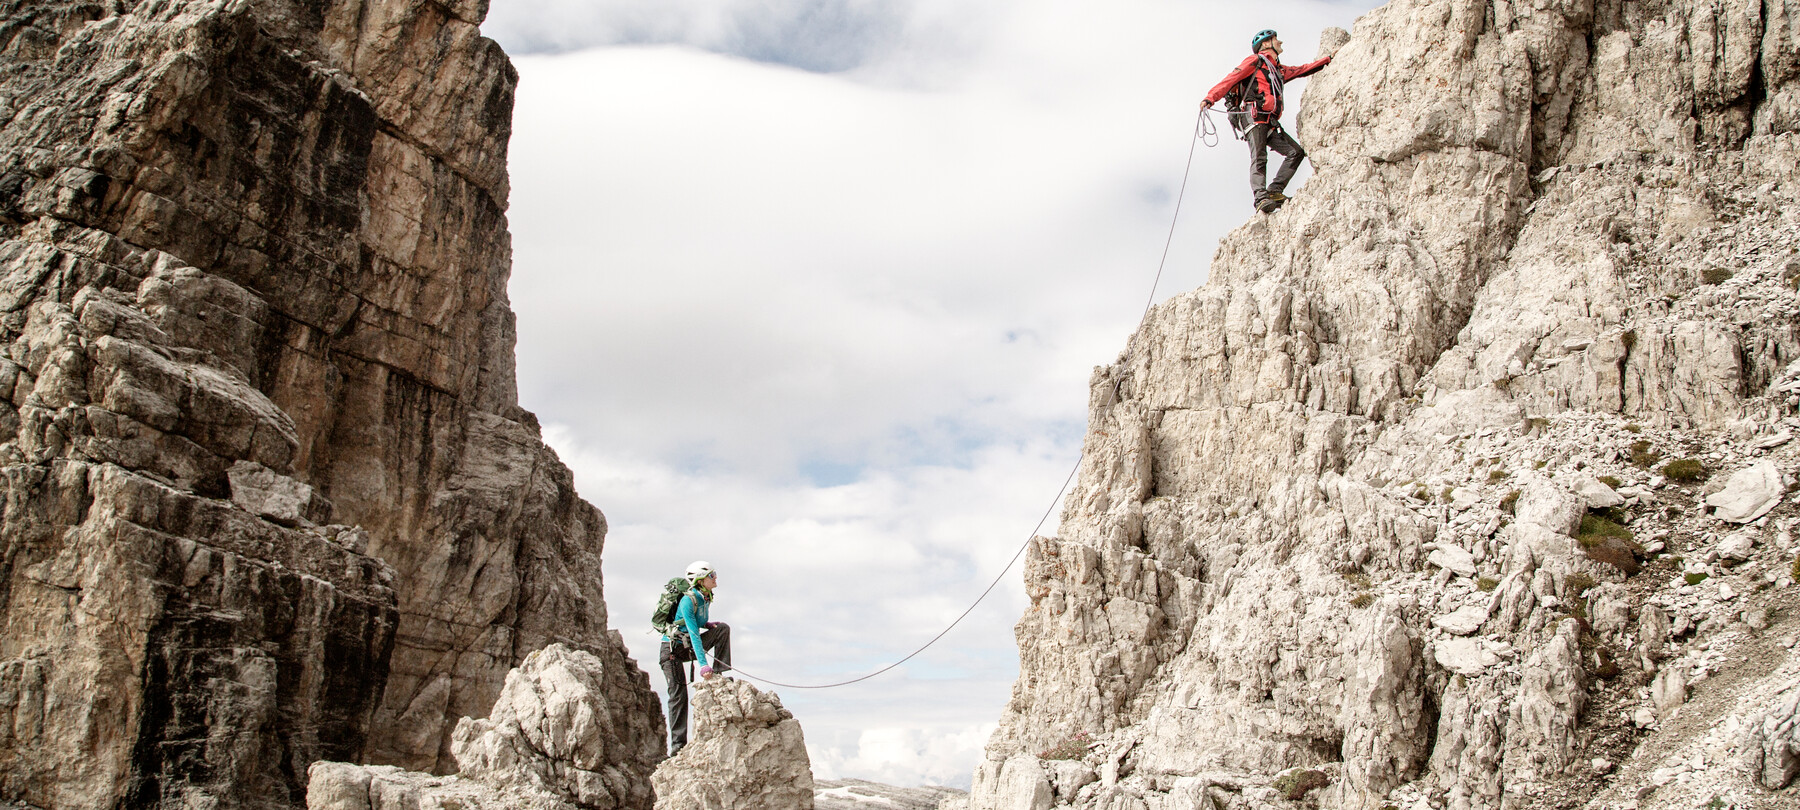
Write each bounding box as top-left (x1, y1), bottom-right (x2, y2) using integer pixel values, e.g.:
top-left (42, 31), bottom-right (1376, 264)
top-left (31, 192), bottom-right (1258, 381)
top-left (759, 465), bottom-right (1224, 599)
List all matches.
top-left (1434, 638), bottom-right (1499, 677)
top-left (652, 679), bottom-right (814, 810)
top-left (308, 644), bottom-right (653, 810)
top-left (1432, 605), bottom-right (1489, 636)
top-left (1428, 545), bottom-right (1479, 577)
top-left (1566, 473), bottom-right (1625, 509)
top-left (1705, 460), bottom-right (1789, 523)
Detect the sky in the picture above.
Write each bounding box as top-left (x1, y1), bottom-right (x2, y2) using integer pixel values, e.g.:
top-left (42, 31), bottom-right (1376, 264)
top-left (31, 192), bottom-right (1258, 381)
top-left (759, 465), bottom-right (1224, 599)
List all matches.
top-left (486, 0), bottom-right (1379, 789)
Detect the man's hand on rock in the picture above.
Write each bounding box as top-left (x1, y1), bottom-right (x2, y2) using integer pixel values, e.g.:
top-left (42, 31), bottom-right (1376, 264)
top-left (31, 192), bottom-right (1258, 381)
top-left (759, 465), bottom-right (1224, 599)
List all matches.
top-left (699, 666), bottom-right (715, 679)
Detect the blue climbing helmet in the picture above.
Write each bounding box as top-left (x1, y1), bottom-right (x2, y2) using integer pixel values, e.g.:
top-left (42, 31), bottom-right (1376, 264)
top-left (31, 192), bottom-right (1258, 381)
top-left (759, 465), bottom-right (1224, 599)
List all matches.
top-left (1252, 29), bottom-right (1278, 51)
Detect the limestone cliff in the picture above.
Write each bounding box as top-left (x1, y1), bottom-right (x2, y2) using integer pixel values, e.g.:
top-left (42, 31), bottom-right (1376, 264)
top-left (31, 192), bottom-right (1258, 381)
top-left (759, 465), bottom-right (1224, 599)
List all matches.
top-left (968, 0), bottom-right (1800, 808)
top-left (0, 0), bottom-right (661, 807)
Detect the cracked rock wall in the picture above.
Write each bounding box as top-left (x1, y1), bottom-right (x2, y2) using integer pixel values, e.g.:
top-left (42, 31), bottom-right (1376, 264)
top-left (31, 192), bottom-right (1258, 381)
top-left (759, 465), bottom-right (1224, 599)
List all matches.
top-left (969, 0), bottom-right (1800, 809)
top-left (0, 0), bottom-right (661, 807)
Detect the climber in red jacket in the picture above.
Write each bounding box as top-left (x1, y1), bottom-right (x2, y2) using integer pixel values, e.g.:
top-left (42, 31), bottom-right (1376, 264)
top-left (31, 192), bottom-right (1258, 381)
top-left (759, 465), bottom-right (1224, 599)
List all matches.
top-left (1201, 30), bottom-right (1332, 213)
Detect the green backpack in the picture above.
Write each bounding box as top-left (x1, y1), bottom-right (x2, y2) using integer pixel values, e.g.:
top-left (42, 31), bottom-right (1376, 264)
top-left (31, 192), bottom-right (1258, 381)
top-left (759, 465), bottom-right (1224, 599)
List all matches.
top-left (651, 577), bottom-right (690, 636)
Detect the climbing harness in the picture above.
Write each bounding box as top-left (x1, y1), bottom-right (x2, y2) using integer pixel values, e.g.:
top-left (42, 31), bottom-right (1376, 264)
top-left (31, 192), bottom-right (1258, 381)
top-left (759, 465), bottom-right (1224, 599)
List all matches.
top-left (721, 93), bottom-right (1222, 691)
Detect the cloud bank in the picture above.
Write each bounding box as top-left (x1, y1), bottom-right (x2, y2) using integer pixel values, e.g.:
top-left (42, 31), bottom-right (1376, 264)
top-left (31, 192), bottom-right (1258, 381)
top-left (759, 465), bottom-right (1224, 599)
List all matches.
top-left (495, 0), bottom-right (1378, 788)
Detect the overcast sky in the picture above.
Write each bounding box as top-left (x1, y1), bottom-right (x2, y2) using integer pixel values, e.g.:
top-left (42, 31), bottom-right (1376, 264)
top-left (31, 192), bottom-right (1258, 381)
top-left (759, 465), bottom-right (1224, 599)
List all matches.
top-left (486, 0), bottom-right (1378, 788)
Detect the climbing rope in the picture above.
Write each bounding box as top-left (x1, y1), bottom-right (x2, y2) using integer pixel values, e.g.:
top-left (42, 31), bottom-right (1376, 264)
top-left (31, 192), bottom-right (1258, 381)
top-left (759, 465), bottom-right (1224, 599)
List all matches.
top-left (716, 96), bottom-right (1222, 691)
top-left (721, 458), bottom-right (1082, 689)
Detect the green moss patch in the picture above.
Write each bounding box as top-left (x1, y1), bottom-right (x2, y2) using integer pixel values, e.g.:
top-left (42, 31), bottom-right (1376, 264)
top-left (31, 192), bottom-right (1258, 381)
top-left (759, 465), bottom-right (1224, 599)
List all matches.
top-left (1272, 769), bottom-right (1330, 801)
top-left (1038, 731), bottom-right (1092, 761)
top-left (1662, 458), bottom-right (1707, 482)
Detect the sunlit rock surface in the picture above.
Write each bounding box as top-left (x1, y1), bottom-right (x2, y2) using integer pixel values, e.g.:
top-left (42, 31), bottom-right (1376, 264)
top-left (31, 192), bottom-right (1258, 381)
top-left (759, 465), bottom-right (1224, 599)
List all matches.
top-left (969, 1), bottom-right (1800, 808)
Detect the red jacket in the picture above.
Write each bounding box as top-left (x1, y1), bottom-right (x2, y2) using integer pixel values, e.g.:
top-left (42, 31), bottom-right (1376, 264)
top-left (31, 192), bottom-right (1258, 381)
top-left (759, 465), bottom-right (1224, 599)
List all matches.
top-left (1205, 53), bottom-right (1331, 123)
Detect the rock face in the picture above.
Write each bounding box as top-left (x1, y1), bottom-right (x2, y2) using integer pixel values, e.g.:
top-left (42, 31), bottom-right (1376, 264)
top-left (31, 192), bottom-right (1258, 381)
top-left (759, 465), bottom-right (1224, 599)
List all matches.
top-left (307, 644), bottom-right (658, 810)
top-left (651, 679), bottom-right (815, 810)
top-left (969, 1), bottom-right (1800, 809)
top-left (0, 0), bottom-right (660, 807)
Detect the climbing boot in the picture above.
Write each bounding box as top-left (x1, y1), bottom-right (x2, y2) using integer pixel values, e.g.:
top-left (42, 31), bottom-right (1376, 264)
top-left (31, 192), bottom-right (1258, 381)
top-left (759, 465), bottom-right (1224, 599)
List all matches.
top-left (1266, 191), bottom-right (1289, 203)
top-left (1256, 196), bottom-right (1282, 214)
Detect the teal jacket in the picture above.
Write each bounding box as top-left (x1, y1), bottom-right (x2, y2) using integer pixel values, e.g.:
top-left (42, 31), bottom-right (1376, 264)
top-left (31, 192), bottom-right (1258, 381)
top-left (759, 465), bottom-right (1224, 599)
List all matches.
top-left (664, 586), bottom-right (712, 665)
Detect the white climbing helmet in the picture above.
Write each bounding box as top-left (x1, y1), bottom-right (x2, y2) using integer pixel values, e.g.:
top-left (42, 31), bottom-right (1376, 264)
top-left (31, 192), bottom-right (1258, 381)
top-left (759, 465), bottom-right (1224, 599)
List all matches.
top-left (685, 560), bottom-right (715, 583)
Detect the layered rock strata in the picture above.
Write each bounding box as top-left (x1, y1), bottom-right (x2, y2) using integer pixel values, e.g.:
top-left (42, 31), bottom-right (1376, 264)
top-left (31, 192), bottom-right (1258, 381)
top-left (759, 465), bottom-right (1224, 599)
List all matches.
top-left (0, 0), bottom-right (660, 806)
top-left (308, 644), bottom-right (656, 810)
top-left (970, 0), bottom-right (1800, 808)
top-left (651, 679), bottom-right (815, 810)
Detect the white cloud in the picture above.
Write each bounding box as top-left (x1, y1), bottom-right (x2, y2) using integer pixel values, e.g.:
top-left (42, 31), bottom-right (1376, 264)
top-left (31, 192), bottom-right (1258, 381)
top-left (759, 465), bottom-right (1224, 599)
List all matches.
top-left (502, 0), bottom-right (1379, 788)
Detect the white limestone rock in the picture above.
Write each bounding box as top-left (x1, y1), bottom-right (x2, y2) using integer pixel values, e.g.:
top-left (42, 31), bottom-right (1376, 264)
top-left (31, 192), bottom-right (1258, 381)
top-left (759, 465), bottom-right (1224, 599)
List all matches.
top-left (1704, 460), bottom-right (1789, 523)
top-left (1432, 604), bottom-right (1489, 636)
top-left (1717, 530), bottom-right (1757, 562)
top-left (1428, 545), bottom-right (1479, 577)
top-left (652, 679), bottom-right (814, 810)
top-left (1434, 637), bottom-right (1498, 676)
top-left (1567, 472), bottom-right (1625, 509)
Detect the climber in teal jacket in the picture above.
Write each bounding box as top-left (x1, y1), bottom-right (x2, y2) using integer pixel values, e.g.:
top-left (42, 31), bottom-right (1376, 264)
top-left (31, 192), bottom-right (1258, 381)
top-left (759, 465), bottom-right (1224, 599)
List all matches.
top-left (659, 561), bottom-right (731, 755)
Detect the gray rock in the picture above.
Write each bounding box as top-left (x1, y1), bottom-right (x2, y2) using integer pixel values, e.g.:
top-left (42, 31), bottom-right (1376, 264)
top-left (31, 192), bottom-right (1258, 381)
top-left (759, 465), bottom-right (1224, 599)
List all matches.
top-left (1741, 685), bottom-right (1800, 789)
top-left (0, 0), bottom-right (663, 803)
top-left (653, 680), bottom-right (814, 810)
top-left (228, 459), bottom-right (329, 525)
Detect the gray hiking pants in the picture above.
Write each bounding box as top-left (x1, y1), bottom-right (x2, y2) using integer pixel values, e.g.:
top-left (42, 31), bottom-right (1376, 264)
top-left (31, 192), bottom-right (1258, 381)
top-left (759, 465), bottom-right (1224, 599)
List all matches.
top-left (1247, 122), bottom-right (1305, 202)
top-left (659, 622), bottom-right (731, 754)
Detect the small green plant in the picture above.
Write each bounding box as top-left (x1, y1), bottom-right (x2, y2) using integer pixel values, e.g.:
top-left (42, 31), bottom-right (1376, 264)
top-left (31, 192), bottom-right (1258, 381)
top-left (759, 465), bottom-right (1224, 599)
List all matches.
top-left (1701, 267), bottom-right (1734, 285)
top-left (1350, 593), bottom-right (1375, 609)
top-left (1412, 485), bottom-right (1429, 502)
top-left (1477, 577), bottom-right (1499, 592)
top-left (1577, 514), bottom-right (1634, 548)
top-left (1598, 475), bottom-right (1622, 488)
top-left (1791, 552), bottom-right (1799, 581)
top-left (1662, 458), bottom-right (1707, 482)
top-left (1685, 572), bottom-right (1710, 586)
top-left (1629, 439), bottom-right (1662, 468)
top-left (1624, 423), bottom-right (1643, 433)
top-left (1343, 572), bottom-right (1373, 590)
top-left (1565, 572), bottom-right (1597, 595)
top-left (1499, 489), bottom-right (1521, 513)
top-left (1525, 417), bottom-right (1549, 433)
top-left (1535, 459), bottom-right (1548, 469)
top-left (1272, 769), bottom-right (1330, 801)
top-left (1442, 485), bottom-right (1455, 502)
top-left (1488, 469), bottom-right (1509, 483)
top-left (1703, 794), bottom-right (1726, 810)
top-left (1038, 731), bottom-right (1092, 761)
top-left (1493, 375), bottom-right (1513, 391)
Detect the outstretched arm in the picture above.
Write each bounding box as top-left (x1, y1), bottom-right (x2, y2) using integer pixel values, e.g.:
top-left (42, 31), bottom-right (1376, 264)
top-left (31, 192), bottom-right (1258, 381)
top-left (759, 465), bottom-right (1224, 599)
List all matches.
top-left (1204, 55), bottom-right (1263, 105)
top-left (1282, 55), bottom-right (1331, 80)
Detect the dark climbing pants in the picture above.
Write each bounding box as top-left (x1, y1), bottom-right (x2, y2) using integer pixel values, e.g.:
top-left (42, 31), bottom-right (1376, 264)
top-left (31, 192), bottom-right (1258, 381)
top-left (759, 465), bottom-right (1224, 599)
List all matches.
top-left (659, 623), bottom-right (731, 754)
top-left (1247, 122), bottom-right (1305, 203)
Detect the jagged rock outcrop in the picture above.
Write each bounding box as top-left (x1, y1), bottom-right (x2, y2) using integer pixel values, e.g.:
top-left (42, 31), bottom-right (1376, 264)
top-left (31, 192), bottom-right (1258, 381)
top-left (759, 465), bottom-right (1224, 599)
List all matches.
top-left (0, 0), bottom-right (661, 807)
top-left (308, 644), bottom-right (656, 810)
top-left (651, 679), bottom-right (815, 810)
top-left (970, 0), bottom-right (1800, 808)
